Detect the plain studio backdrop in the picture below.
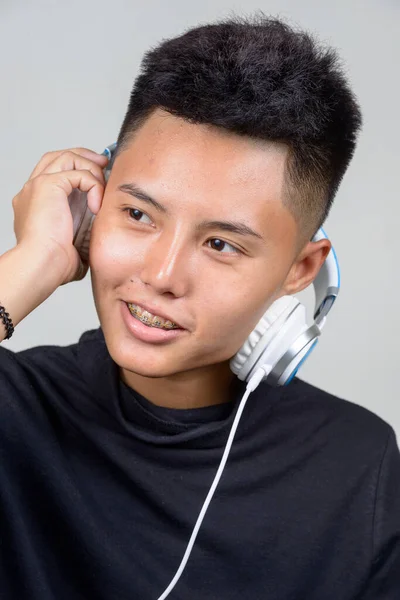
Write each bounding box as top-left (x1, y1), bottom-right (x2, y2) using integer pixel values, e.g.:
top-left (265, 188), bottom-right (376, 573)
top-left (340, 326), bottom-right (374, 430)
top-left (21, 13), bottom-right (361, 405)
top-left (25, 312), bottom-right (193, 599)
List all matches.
top-left (0, 0), bottom-right (399, 437)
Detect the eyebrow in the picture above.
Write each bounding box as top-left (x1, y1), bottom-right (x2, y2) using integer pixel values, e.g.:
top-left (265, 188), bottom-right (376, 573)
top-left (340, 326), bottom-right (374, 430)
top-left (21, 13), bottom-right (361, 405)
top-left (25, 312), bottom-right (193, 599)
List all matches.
top-left (195, 220), bottom-right (263, 240)
top-left (118, 182), bottom-right (264, 241)
top-left (118, 183), bottom-right (167, 213)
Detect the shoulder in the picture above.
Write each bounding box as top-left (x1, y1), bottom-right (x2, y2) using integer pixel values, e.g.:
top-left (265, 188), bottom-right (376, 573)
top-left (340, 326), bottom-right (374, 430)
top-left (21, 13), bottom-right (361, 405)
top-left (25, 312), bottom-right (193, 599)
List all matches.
top-left (0, 328), bottom-right (107, 437)
top-left (0, 328), bottom-right (104, 397)
top-left (290, 377), bottom-right (391, 432)
top-left (262, 377), bottom-right (397, 466)
top-left (0, 337), bottom-right (78, 384)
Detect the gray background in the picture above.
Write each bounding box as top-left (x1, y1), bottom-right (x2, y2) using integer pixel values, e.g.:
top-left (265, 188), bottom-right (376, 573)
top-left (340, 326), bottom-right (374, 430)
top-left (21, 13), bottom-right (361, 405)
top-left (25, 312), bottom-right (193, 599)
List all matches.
top-left (1, 0), bottom-right (399, 437)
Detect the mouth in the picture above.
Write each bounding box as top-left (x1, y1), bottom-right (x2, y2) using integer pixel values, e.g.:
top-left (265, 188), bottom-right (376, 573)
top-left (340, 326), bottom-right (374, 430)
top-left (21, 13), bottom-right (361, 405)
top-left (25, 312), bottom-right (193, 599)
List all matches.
top-left (126, 302), bottom-right (181, 330)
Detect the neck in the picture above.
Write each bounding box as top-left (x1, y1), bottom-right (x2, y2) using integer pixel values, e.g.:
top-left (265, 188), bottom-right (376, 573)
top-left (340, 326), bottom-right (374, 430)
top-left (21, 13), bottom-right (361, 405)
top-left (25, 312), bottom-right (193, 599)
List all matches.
top-left (120, 361), bottom-right (237, 409)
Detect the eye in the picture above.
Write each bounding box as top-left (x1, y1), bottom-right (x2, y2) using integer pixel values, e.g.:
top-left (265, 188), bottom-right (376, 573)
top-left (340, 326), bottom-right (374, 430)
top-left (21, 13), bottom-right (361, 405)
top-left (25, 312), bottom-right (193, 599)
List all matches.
top-left (123, 207), bottom-right (153, 225)
top-left (207, 238), bottom-right (240, 254)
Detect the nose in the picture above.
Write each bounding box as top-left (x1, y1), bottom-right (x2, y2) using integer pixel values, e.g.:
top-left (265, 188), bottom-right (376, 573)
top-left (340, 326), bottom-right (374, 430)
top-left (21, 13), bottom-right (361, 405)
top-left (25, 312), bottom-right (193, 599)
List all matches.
top-left (139, 230), bottom-right (192, 297)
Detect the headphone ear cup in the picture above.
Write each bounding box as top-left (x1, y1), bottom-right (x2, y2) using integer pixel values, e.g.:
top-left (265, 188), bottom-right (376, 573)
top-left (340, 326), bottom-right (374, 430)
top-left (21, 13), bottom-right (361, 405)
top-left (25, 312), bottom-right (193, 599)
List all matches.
top-left (230, 296), bottom-right (299, 380)
top-left (275, 336), bottom-right (319, 386)
top-left (248, 305), bottom-right (318, 386)
top-left (75, 211), bottom-right (95, 262)
top-left (67, 150), bottom-right (111, 263)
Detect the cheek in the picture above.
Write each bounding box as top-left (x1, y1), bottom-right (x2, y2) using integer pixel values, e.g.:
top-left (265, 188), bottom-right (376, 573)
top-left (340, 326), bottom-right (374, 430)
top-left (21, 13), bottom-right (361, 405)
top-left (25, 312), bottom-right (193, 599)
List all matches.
top-left (89, 221), bottom-right (142, 285)
top-left (195, 274), bottom-right (277, 359)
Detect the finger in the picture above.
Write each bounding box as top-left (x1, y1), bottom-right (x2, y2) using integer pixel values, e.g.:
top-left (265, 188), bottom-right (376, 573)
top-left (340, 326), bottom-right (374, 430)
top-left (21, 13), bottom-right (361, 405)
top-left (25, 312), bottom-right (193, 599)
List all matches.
top-left (40, 151), bottom-right (106, 185)
top-left (29, 147), bottom-right (108, 179)
top-left (51, 169), bottom-right (105, 214)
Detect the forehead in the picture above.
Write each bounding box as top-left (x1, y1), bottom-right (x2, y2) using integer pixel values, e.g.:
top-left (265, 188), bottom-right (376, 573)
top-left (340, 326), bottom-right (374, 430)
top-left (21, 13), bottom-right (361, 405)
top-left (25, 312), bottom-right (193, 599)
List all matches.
top-left (111, 110), bottom-right (296, 240)
top-left (118, 109), bottom-right (287, 186)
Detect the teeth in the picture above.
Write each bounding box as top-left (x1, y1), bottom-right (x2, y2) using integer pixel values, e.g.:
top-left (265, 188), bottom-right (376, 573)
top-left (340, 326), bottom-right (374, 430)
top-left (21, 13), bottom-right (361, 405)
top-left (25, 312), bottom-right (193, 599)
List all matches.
top-left (141, 310), bottom-right (152, 324)
top-left (127, 303), bottom-right (179, 330)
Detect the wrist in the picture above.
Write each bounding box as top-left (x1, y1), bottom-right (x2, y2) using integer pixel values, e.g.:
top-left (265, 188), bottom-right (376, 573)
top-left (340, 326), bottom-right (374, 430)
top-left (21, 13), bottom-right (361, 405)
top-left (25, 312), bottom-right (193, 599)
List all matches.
top-left (0, 242), bottom-right (67, 340)
top-left (17, 239), bottom-right (70, 288)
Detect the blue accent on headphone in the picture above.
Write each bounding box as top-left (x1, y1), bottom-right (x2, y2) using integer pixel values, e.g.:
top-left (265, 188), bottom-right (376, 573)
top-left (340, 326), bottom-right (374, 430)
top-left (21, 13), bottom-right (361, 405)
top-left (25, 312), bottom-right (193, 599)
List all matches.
top-left (321, 226), bottom-right (341, 289)
top-left (102, 143), bottom-right (118, 162)
top-left (284, 339), bottom-right (318, 385)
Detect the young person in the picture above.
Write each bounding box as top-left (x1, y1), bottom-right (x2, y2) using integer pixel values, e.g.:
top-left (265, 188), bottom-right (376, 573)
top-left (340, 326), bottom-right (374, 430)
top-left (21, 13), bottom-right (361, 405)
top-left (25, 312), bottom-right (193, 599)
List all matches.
top-left (0, 15), bottom-right (399, 600)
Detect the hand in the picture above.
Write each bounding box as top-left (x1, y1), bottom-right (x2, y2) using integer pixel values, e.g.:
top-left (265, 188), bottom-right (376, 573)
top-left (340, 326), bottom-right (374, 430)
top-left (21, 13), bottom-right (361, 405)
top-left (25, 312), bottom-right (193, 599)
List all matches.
top-left (12, 148), bottom-right (108, 285)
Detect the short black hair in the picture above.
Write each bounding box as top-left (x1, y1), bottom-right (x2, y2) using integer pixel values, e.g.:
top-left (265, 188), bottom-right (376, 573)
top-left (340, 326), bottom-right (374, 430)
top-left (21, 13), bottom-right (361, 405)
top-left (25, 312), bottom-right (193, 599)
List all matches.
top-left (117, 15), bottom-right (362, 238)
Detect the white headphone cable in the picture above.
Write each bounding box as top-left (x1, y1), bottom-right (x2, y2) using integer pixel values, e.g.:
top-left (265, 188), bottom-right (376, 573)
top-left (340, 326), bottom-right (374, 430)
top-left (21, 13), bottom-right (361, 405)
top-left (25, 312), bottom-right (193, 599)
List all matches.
top-left (156, 365), bottom-right (269, 600)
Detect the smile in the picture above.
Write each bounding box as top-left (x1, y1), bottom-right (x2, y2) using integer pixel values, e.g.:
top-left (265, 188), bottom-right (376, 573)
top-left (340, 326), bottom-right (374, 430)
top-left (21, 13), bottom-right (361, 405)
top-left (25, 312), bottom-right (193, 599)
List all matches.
top-left (127, 303), bottom-right (179, 330)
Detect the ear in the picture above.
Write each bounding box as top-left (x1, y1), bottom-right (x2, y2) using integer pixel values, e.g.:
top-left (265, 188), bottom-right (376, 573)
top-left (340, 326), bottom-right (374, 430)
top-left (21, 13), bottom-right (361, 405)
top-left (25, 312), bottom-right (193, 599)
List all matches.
top-left (282, 238), bottom-right (331, 295)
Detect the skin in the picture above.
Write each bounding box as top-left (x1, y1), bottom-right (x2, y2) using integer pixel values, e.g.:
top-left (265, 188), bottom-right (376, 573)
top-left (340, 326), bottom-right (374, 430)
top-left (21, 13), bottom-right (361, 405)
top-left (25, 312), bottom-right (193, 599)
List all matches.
top-left (89, 109), bottom-right (330, 409)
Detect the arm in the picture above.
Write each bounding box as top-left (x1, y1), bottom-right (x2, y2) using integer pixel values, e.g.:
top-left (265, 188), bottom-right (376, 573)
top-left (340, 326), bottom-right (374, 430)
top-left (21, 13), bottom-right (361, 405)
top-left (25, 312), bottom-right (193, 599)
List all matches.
top-left (0, 147), bottom-right (107, 343)
top-left (0, 243), bottom-right (67, 343)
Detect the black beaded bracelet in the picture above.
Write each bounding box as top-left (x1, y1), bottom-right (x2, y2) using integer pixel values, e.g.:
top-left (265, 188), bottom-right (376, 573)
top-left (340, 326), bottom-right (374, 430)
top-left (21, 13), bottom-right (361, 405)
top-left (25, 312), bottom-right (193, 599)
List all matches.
top-left (0, 304), bottom-right (14, 340)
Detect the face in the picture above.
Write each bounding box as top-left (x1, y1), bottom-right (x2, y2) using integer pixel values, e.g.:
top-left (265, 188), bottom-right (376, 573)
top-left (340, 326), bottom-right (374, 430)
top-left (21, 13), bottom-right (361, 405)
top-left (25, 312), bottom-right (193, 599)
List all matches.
top-left (89, 109), bottom-right (319, 385)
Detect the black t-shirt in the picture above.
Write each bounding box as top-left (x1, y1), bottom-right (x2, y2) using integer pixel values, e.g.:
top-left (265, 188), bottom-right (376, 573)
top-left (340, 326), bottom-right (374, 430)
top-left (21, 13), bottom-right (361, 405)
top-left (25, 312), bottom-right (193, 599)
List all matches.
top-left (0, 327), bottom-right (399, 599)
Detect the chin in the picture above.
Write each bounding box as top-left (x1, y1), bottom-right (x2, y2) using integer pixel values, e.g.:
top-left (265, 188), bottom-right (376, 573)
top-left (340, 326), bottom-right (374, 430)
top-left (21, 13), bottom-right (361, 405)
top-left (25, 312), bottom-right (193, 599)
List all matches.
top-left (119, 358), bottom-right (185, 380)
top-left (104, 333), bottom-right (183, 379)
